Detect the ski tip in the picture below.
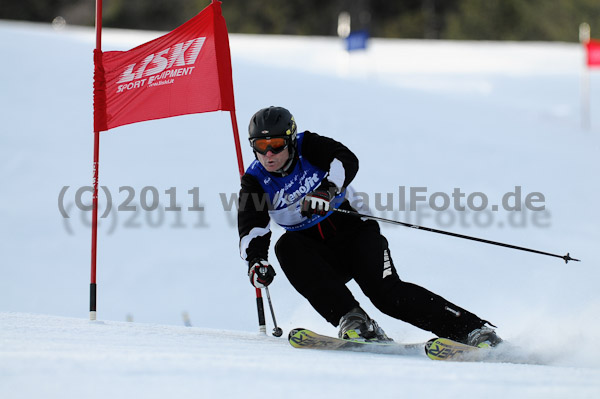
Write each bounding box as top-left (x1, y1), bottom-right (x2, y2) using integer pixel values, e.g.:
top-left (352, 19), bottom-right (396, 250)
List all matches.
top-left (288, 327), bottom-right (306, 340)
top-left (425, 337), bottom-right (480, 361)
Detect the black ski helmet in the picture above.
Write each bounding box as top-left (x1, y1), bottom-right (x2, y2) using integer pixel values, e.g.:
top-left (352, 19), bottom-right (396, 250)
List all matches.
top-left (248, 106), bottom-right (297, 149)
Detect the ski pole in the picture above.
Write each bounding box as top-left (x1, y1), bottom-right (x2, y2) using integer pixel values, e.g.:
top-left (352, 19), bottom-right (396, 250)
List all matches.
top-left (332, 208), bottom-right (580, 264)
top-left (265, 286), bottom-right (283, 337)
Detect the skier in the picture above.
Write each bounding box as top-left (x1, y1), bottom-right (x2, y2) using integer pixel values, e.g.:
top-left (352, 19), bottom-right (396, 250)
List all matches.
top-left (238, 106), bottom-right (502, 348)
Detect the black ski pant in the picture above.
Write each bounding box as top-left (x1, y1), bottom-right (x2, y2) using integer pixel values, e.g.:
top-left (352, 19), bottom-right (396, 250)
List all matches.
top-left (275, 216), bottom-right (487, 341)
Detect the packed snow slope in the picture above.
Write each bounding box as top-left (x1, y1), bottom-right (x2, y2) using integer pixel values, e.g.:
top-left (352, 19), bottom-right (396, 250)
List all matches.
top-left (2, 312), bottom-right (599, 399)
top-left (1, 20), bottom-right (600, 398)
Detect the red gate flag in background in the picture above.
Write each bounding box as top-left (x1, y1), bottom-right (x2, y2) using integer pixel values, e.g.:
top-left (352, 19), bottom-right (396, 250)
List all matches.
top-left (93, 1), bottom-right (235, 131)
top-left (586, 39), bottom-right (600, 67)
top-left (89, 0), bottom-right (254, 324)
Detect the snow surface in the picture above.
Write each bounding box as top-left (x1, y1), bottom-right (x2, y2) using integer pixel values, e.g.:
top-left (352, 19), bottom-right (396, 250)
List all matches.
top-left (1, 19), bottom-right (600, 398)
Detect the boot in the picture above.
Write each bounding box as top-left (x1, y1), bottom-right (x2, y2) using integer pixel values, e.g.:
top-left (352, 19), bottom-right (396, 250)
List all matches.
top-left (338, 307), bottom-right (393, 342)
top-left (463, 326), bottom-right (503, 348)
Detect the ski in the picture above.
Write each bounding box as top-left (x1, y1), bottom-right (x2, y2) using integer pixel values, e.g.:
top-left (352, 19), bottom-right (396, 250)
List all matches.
top-left (425, 337), bottom-right (545, 364)
top-left (289, 328), bottom-right (544, 364)
top-left (288, 328), bottom-right (424, 356)
top-left (425, 337), bottom-right (484, 361)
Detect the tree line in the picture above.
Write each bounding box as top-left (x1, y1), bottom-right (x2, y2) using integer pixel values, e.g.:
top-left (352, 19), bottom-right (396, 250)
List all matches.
top-left (2, 0), bottom-right (600, 42)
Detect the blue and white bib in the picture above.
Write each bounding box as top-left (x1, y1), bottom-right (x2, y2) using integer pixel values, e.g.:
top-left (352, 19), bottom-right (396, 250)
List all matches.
top-left (246, 132), bottom-right (345, 231)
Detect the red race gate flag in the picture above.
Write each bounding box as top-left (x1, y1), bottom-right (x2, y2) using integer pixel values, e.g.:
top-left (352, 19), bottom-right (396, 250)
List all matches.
top-left (94, 1), bottom-right (235, 131)
top-left (90, 0), bottom-right (261, 328)
top-left (586, 39), bottom-right (600, 67)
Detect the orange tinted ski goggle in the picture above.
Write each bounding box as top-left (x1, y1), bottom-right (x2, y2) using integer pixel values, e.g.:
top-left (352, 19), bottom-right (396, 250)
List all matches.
top-left (251, 137), bottom-right (289, 155)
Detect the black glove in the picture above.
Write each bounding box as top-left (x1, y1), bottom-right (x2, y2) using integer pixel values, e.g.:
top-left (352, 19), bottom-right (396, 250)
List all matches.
top-left (248, 258), bottom-right (276, 288)
top-left (301, 181), bottom-right (338, 217)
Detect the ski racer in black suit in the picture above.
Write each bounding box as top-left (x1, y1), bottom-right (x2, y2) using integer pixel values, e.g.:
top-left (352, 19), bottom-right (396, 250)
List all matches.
top-left (238, 106), bottom-right (502, 347)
